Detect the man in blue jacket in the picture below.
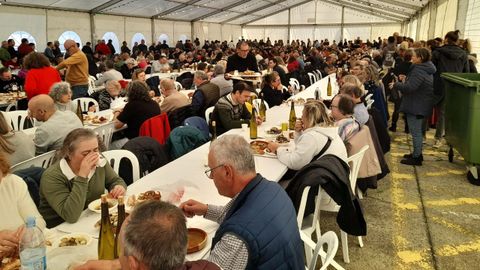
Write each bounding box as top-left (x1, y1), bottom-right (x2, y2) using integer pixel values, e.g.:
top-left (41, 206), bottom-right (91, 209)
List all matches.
top-left (180, 135), bottom-right (304, 270)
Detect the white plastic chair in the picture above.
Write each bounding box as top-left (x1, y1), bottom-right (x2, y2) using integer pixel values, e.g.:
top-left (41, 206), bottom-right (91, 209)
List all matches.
top-left (11, 150), bottom-right (56, 172)
top-left (73, 97), bottom-right (100, 113)
top-left (364, 93), bottom-right (373, 102)
top-left (289, 78), bottom-right (300, 90)
top-left (314, 69), bottom-right (323, 81)
top-left (252, 98), bottom-right (269, 112)
top-left (4, 110), bottom-right (32, 131)
top-left (174, 81), bottom-right (183, 91)
top-left (205, 106), bottom-right (214, 124)
top-left (318, 145), bottom-right (369, 263)
top-left (366, 99), bottom-right (374, 109)
top-left (94, 122), bottom-right (115, 150)
top-left (5, 103), bottom-right (16, 112)
top-left (102, 150), bottom-right (141, 182)
top-left (301, 231), bottom-right (339, 270)
top-left (297, 186), bottom-right (344, 270)
top-left (88, 75), bottom-right (97, 95)
top-left (307, 72), bottom-right (317, 86)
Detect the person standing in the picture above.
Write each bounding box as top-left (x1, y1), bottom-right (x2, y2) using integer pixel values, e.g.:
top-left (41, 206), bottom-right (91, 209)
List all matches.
top-left (225, 41), bottom-right (259, 73)
top-left (392, 48), bottom-right (436, 166)
top-left (23, 52), bottom-right (61, 99)
top-left (432, 30), bottom-right (470, 147)
top-left (56, 39), bottom-right (89, 99)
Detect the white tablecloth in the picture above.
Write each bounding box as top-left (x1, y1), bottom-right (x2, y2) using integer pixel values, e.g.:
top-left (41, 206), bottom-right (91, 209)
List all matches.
top-left (291, 73), bottom-right (339, 101)
top-left (49, 104), bottom-right (296, 266)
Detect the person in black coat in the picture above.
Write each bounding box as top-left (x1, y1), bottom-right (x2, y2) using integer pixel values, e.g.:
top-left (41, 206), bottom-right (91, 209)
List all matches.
top-left (392, 48), bottom-right (436, 166)
top-left (432, 30), bottom-right (470, 145)
top-left (260, 71), bottom-right (291, 108)
top-left (225, 41), bottom-right (259, 73)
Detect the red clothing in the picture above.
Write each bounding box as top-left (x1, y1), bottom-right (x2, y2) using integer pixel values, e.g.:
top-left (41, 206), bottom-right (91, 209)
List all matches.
top-left (24, 67), bottom-right (61, 99)
top-left (18, 43), bottom-right (33, 58)
top-left (287, 60), bottom-right (300, 73)
top-left (95, 43), bottom-right (111, 56)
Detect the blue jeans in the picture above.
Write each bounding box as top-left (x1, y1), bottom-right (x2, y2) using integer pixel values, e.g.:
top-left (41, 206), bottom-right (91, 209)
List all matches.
top-left (406, 114), bottom-right (423, 158)
top-left (71, 84), bottom-right (89, 99)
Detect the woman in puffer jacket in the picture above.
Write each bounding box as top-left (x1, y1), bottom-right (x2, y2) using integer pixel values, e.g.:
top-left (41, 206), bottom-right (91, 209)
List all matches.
top-left (392, 48), bottom-right (436, 166)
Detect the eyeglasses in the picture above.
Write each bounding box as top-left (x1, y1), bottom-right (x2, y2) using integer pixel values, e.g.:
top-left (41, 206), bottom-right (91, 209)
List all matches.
top-left (204, 164), bottom-right (224, 179)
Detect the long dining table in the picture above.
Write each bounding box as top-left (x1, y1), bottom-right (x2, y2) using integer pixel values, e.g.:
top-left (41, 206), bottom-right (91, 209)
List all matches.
top-left (45, 74), bottom-right (340, 268)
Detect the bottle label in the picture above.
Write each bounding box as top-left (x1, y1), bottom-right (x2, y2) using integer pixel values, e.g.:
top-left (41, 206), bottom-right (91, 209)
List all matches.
top-left (20, 251), bottom-right (46, 270)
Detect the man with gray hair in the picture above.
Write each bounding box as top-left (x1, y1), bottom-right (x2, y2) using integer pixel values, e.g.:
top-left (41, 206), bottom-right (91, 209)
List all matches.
top-left (226, 41), bottom-right (259, 73)
top-left (160, 78), bottom-right (189, 113)
top-left (210, 65), bottom-right (233, 96)
top-left (95, 60), bottom-right (123, 86)
top-left (56, 39), bottom-right (89, 99)
top-left (73, 200), bottom-right (220, 270)
top-left (191, 70), bottom-right (220, 118)
top-left (180, 135), bottom-right (304, 270)
top-left (28, 94), bottom-right (83, 155)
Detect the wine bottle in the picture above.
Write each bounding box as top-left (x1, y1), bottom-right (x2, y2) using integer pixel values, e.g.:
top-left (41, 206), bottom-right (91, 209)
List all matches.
top-left (315, 87), bottom-right (320, 100)
top-left (327, 77), bottom-right (332, 97)
top-left (250, 108), bottom-right (257, 139)
top-left (288, 101), bottom-right (296, 130)
top-left (114, 196), bottom-right (125, 259)
top-left (76, 99), bottom-right (84, 125)
top-left (259, 94), bottom-right (266, 122)
top-left (98, 194), bottom-right (115, 260)
top-left (211, 121), bottom-right (217, 142)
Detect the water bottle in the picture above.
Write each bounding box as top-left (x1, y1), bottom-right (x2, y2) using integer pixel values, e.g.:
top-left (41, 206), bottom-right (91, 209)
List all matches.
top-left (20, 217), bottom-right (46, 270)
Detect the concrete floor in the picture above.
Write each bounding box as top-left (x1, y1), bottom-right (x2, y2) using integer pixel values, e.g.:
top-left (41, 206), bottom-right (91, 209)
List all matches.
top-left (317, 124), bottom-right (480, 269)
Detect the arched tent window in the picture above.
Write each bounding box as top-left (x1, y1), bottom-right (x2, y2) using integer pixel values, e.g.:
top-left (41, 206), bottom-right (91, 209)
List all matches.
top-left (102, 32), bottom-right (120, 54)
top-left (179, 34), bottom-right (188, 44)
top-left (158, 34), bottom-right (169, 46)
top-left (131, 33), bottom-right (146, 48)
top-left (8, 31), bottom-right (36, 50)
top-left (58, 31), bottom-right (82, 52)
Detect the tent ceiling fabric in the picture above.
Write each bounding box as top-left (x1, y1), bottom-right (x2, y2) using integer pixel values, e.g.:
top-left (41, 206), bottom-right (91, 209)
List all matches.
top-left (3, 0), bottom-right (429, 23)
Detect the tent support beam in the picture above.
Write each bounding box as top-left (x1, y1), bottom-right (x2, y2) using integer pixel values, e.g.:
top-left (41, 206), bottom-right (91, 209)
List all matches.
top-left (288, 8), bottom-right (291, 42)
top-left (153, 0), bottom-right (202, 18)
top-left (222, 0), bottom-right (288, 24)
top-left (90, 13), bottom-right (95, 44)
top-left (192, 1), bottom-right (254, 22)
top-left (322, 0), bottom-right (403, 22)
top-left (341, 6), bottom-right (345, 42)
top-left (241, 0), bottom-right (311, 26)
top-left (90, 0), bottom-right (123, 13)
top-left (244, 22), bottom-right (402, 28)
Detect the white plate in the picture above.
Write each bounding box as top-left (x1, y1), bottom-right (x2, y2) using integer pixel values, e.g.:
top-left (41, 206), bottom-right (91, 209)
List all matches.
top-left (88, 198), bottom-right (118, 214)
top-left (51, 233), bottom-right (93, 248)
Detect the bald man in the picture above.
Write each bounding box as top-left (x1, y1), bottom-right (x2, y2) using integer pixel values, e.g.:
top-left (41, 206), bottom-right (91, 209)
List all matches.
top-left (28, 94), bottom-right (83, 155)
top-left (159, 79), bottom-right (189, 113)
top-left (56, 39), bottom-right (89, 99)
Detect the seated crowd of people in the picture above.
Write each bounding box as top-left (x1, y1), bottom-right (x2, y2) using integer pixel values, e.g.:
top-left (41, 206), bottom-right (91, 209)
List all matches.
top-left (0, 28), bottom-right (476, 269)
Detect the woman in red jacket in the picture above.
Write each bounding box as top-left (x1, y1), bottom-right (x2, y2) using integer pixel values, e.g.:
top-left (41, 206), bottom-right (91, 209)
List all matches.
top-left (23, 52), bottom-right (61, 99)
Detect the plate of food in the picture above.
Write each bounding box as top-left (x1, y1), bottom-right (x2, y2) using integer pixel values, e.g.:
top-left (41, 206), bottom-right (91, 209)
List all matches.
top-left (127, 190), bottom-right (162, 208)
top-left (88, 198), bottom-right (118, 214)
top-left (275, 134), bottom-right (290, 145)
top-left (187, 228), bottom-right (207, 254)
top-left (52, 233), bottom-right (92, 248)
top-left (250, 140), bottom-right (276, 157)
top-left (87, 116), bottom-right (110, 126)
top-left (1, 254), bottom-right (19, 270)
top-left (265, 126), bottom-right (282, 135)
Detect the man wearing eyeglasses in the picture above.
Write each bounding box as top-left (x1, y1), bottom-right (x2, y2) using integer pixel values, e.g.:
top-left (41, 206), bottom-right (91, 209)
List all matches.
top-left (225, 41), bottom-right (259, 73)
top-left (180, 135), bottom-right (304, 270)
top-left (56, 39), bottom-right (89, 99)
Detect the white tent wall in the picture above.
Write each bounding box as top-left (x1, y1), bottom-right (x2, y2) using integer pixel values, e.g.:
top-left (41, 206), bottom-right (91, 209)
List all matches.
top-left (172, 21), bottom-right (191, 43)
top-left (0, 5), bottom-right (46, 49)
top-left (314, 26), bottom-right (341, 43)
top-left (418, 8), bottom-right (431, 41)
top-left (125, 17), bottom-right (152, 46)
top-left (93, 14), bottom-right (125, 47)
top-left (154, 20), bottom-right (174, 46)
top-left (47, 10), bottom-right (90, 47)
top-left (248, 11), bottom-right (289, 26)
top-left (434, 0), bottom-right (458, 38)
top-left (371, 25), bottom-right (404, 41)
top-left (192, 22), bottom-right (241, 44)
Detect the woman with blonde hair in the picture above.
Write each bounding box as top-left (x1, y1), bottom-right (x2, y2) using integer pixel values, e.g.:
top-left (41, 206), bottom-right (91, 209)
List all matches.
top-left (39, 128), bottom-right (127, 227)
top-left (267, 100), bottom-right (347, 171)
top-left (0, 152), bottom-right (45, 260)
top-left (0, 112), bottom-right (34, 165)
top-left (364, 64), bottom-right (388, 125)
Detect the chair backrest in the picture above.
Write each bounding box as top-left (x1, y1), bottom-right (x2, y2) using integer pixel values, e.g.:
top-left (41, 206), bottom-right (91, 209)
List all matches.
top-left (88, 75), bottom-right (97, 94)
top-left (102, 149), bottom-right (141, 182)
top-left (289, 78), bottom-right (300, 90)
top-left (346, 145), bottom-right (369, 195)
top-left (183, 116), bottom-right (209, 140)
top-left (364, 93), bottom-right (373, 102)
top-left (205, 106), bottom-right (214, 125)
top-left (301, 231), bottom-right (339, 270)
top-left (174, 81), bottom-right (183, 91)
top-left (314, 70), bottom-right (323, 80)
top-left (252, 98), bottom-right (270, 112)
top-left (11, 150), bottom-right (56, 172)
top-left (166, 126), bottom-right (208, 160)
top-left (366, 99), bottom-right (374, 109)
top-left (307, 72), bottom-right (317, 86)
top-left (73, 97), bottom-right (100, 113)
top-left (4, 110), bottom-right (31, 131)
top-left (139, 113), bottom-right (171, 145)
top-left (94, 122), bottom-right (115, 150)
top-left (5, 103), bottom-right (16, 112)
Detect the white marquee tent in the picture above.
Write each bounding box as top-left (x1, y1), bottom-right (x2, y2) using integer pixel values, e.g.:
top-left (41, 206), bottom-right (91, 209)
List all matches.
top-left (0, 0), bottom-right (478, 56)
